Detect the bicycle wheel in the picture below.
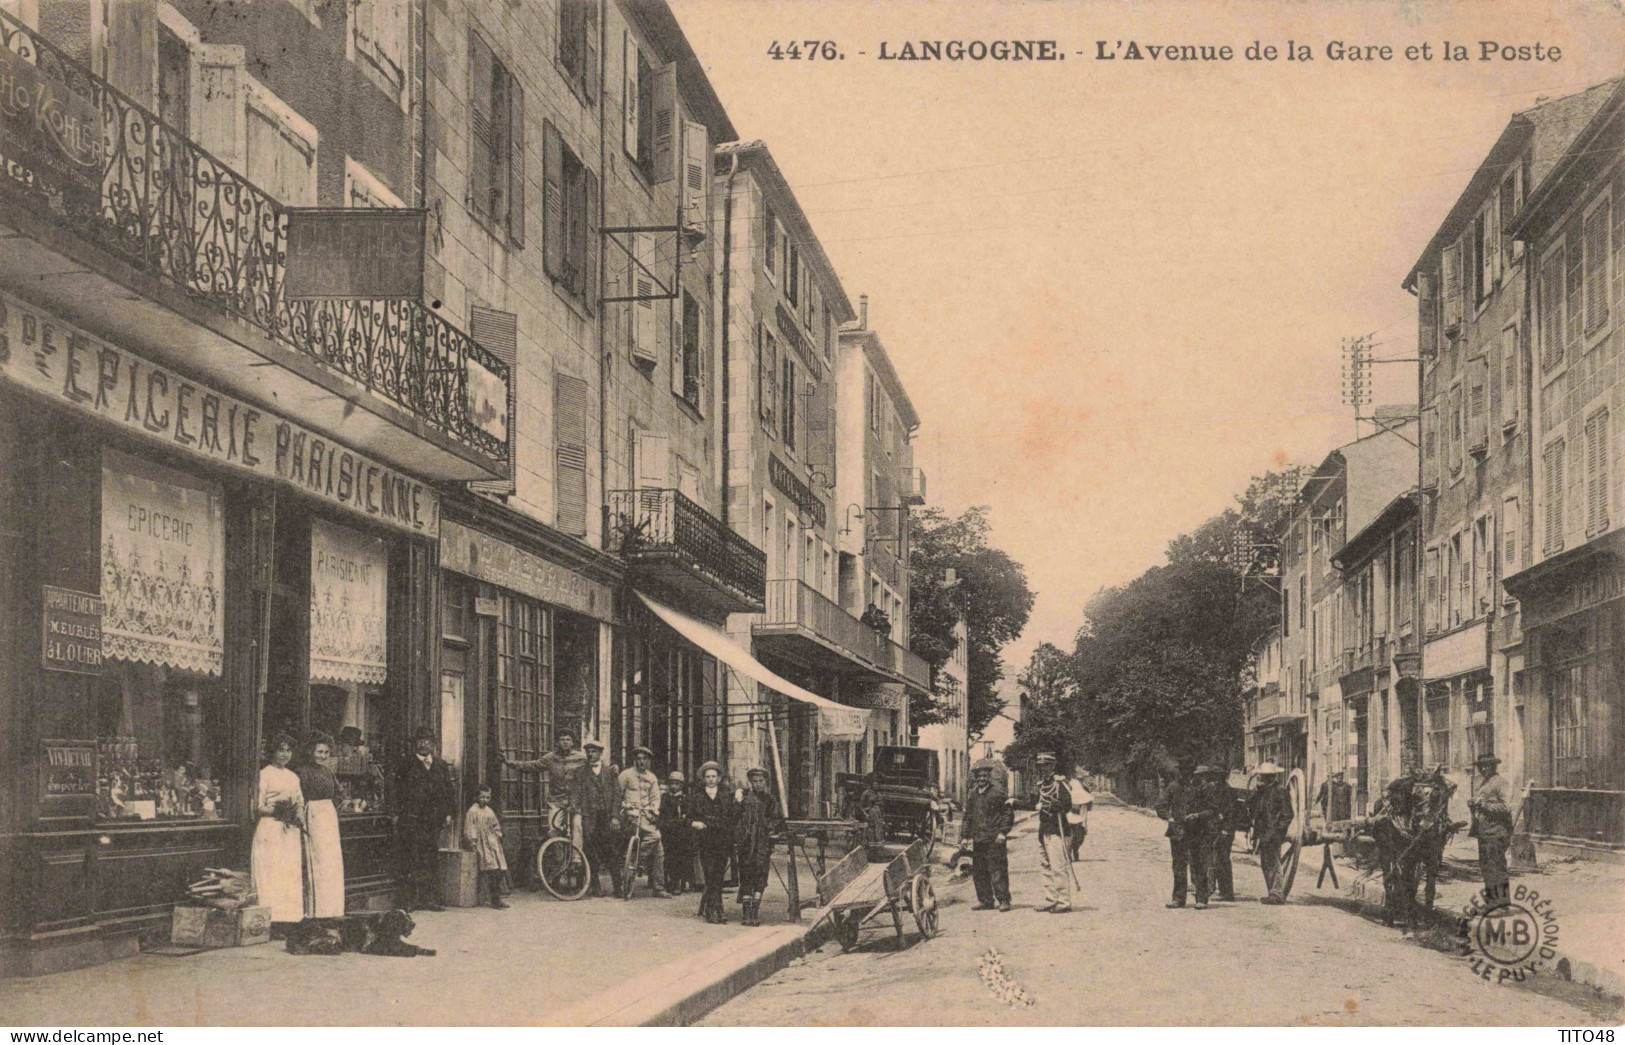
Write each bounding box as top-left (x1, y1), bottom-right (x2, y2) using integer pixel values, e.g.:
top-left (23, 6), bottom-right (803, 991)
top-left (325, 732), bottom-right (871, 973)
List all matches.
top-left (618, 833), bottom-right (640, 899)
top-left (537, 836), bottom-right (591, 901)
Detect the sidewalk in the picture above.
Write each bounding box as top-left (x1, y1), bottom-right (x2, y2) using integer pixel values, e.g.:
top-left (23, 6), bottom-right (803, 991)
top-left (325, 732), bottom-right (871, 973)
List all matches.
top-left (0, 871), bottom-right (806, 1026)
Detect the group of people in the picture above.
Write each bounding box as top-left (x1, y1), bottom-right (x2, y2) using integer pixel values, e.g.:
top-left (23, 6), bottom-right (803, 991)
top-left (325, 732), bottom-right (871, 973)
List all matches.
top-left (505, 730), bottom-right (785, 925)
top-left (959, 752), bottom-right (1093, 915)
top-left (251, 732), bottom-right (350, 933)
top-left (1157, 757), bottom-right (1292, 909)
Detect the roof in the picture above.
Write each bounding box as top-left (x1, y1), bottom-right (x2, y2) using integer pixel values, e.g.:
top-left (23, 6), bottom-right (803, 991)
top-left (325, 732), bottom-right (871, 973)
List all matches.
top-left (714, 140), bottom-right (856, 321)
top-left (1402, 79), bottom-right (1621, 290)
top-left (623, 0), bottom-right (736, 143)
top-left (1510, 78), bottom-right (1625, 240)
top-left (839, 325), bottom-right (921, 430)
top-left (1331, 490), bottom-right (1418, 572)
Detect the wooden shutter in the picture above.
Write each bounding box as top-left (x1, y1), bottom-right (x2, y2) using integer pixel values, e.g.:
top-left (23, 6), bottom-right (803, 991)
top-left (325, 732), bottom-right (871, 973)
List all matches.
top-left (682, 119), bottom-right (709, 228)
top-left (1541, 249), bottom-right (1565, 372)
top-left (1586, 410), bottom-right (1610, 535)
top-left (554, 373), bottom-right (590, 536)
top-left (1468, 357), bottom-right (1488, 451)
top-left (1483, 199), bottom-right (1500, 292)
top-left (584, 167), bottom-right (599, 314)
top-left (1500, 173), bottom-right (1519, 270)
top-left (469, 31), bottom-right (496, 224)
top-left (582, 0), bottom-right (599, 105)
top-left (651, 63), bottom-right (676, 183)
top-left (1500, 326), bottom-right (1519, 427)
top-left (635, 431), bottom-right (670, 489)
top-left (763, 204), bottom-right (776, 272)
top-left (1614, 167), bottom-right (1625, 308)
top-left (806, 377), bottom-right (834, 470)
top-left (1421, 405), bottom-right (1438, 487)
top-left (1565, 217), bottom-right (1584, 355)
top-left (469, 307), bottom-right (519, 496)
top-left (782, 356), bottom-right (796, 450)
top-left (1424, 547), bottom-right (1439, 633)
top-left (1544, 440), bottom-right (1565, 554)
top-left (541, 118), bottom-right (564, 282)
top-left (1584, 201), bottom-right (1610, 335)
top-left (190, 44), bottom-right (246, 168)
top-left (507, 74), bottom-right (524, 247)
top-left (631, 231), bottom-right (658, 364)
top-left (1503, 498), bottom-right (1520, 575)
top-left (670, 294), bottom-right (686, 397)
top-left (1417, 272), bottom-right (1437, 360)
top-left (1441, 241), bottom-right (1462, 331)
top-left (621, 31), bottom-right (639, 161)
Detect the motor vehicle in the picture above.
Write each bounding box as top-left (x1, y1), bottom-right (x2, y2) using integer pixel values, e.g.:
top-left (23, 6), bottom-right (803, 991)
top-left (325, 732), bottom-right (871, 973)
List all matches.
top-left (837, 746), bottom-right (944, 855)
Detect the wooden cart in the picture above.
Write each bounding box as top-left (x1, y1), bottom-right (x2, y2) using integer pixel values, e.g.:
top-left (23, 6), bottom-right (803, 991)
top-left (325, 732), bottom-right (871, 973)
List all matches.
top-left (811, 837), bottom-right (938, 951)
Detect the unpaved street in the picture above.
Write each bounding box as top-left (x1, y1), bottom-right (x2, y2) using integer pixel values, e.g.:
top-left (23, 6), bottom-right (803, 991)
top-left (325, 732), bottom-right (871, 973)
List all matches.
top-left (702, 802), bottom-right (1620, 1026)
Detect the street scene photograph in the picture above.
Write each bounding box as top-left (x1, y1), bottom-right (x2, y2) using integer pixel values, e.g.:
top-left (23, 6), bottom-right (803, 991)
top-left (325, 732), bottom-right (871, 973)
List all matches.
top-left (0, 0), bottom-right (1623, 1032)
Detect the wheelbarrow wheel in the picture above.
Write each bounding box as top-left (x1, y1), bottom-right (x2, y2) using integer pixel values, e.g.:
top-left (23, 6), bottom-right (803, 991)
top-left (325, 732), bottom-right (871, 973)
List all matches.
top-left (910, 876), bottom-right (938, 939)
top-left (913, 813), bottom-right (937, 860)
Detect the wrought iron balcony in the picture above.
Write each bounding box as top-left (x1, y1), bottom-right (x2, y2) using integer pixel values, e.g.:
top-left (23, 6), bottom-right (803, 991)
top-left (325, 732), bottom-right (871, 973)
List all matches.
top-left (0, 12), bottom-right (509, 474)
top-left (755, 579), bottom-right (931, 691)
top-left (606, 489), bottom-right (766, 612)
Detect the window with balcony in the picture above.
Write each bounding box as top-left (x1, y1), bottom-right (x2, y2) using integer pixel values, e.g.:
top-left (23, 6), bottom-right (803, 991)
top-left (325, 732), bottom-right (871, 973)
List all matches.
top-left (470, 31), bottom-right (524, 246)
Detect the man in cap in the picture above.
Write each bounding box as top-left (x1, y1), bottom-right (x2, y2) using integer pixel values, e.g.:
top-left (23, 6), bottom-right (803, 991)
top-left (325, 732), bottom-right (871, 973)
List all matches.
top-left (1015, 752), bottom-right (1073, 913)
top-left (659, 770), bottom-right (696, 894)
top-left (1199, 765), bottom-right (1239, 903)
top-left (569, 738), bottom-right (623, 897)
top-left (1156, 755), bottom-right (1207, 909)
top-left (1250, 763), bottom-right (1294, 904)
top-left (1468, 754), bottom-right (1513, 911)
top-left (962, 758), bottom-right (1014, 911)
top-left (500, 728), bottom-right (586, 843)
top-left (617, 746), bottom-right (669, 898)
top-left (734, 766), bottom-right (783, 925)
top-left (394, 727), bottom-right (455, 911)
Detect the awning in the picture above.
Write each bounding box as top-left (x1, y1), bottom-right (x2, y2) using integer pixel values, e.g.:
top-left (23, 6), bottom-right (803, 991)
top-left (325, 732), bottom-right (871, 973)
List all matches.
top-left (636, 591), bottom-right (870, 740)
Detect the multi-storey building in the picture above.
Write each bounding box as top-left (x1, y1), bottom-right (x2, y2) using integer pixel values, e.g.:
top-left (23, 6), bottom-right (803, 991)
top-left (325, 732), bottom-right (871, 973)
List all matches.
top-left (1276, 423), bottom-right (1415, 816)
top-left (1241, 632), bottom-right (1286, 771)
top-left (915, 618), bottom-right (970, 802)
top-left (1505, 78), bottom-right (1625, 852)
top-left (838, 308), bottom-right (931, 757)
top-left (1404, 81), bottom-right (1617, 827)
top-left (0, 0), bottom-right (511, 973)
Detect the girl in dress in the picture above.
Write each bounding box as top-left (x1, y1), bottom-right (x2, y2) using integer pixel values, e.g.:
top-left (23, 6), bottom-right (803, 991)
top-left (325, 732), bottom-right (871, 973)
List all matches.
top-left (462, 784), bottom-right (509, 909)
top-left (252, 733), bottom-right (306, 934)
top-left (295, 732), bottom-right (345, 919)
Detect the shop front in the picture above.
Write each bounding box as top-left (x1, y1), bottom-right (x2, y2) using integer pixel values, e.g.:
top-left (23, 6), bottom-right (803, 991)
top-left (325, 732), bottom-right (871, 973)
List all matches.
top-left (436, 495), bottom-right (618, 872)
top-left (0, 293), bottom-right (441, 977)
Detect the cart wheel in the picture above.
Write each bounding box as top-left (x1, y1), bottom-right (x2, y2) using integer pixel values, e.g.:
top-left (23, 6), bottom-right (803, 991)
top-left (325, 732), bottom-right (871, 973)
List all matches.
top-left (910, 876), bottom-right (938, 938)
top-left (835, 915), bottom-right (859, 952)
top-left (618, 833), bottom-right (640, 899)
top-left (1277, 838), bottom-right (1303, 900)
top-left (913, 814), bottom-right (937, 860)
top-left (537, 836), bottom-right (590, 901)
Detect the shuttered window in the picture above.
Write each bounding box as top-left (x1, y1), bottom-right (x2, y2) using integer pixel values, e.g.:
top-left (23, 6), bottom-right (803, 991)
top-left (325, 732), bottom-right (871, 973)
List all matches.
top-left (1421, 405), bottom-right (1438, 487)
top-left (469, 31), bottom-right (523, 246)
top-left (1417, 272), bottom-right (1437, 360)
top-left (554, 373), bottom-right (590, 536)
top-left (1502, 497), bottom-right (1519, 577)
top-left (469, 306), bottom-right (519, 497)
top-left (764, 205), bottom-right (777, 273)
top-left (674, 289), bottom-right (702, 410)
top-left (1500, 325), bottom-right (1519, 428)
top-left (758, 327), bottom-right (778, 429)
top-left (1424, 547), bottom-right (1439, 633)
top-left (1467, 357), bottom-right (1488, 452)
top-left (1441, 241), bottom-right (1463, 331)
top-left (1584, 196), bottom-right (1611, 336)
top-left (555, 0), bottom-right (598, 106)
top-left (1565, 217), bottom-right (1584, 356)
top-left (781, 354), bottom-right (797, 451)
top-left (786, 244), bottom-right (800, 307)
top-left (1540, 248), bottom-right (1566, 372)
top-left (1586, 409), bottom-right (1610, 537)
top-left (542, 119), bottom-right (598, 311)
top-left (1544, 439), bottom-right (1566, 555)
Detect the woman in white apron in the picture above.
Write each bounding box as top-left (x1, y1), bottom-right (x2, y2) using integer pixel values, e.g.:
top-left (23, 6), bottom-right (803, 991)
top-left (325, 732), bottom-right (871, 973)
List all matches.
top-left (253, 733), bottom-right (306, 932)
top-left (295, 732), bottom-right (346, 919)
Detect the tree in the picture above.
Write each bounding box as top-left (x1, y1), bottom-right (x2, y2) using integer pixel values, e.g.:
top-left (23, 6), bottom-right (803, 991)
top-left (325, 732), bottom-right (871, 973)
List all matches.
top-left (907, 506), bottom-right (1035, 736)
top-left (1005, 642), bottom-right (1078, 768)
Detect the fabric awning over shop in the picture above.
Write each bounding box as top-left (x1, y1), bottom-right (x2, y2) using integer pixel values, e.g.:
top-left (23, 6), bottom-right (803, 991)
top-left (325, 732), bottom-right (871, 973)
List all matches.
top-left (636, 591), bottom-right (869, 740)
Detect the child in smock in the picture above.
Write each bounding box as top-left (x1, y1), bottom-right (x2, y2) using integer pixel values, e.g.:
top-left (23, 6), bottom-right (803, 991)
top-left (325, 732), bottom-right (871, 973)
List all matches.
top-left (462, 784), bottom-right (509, 909)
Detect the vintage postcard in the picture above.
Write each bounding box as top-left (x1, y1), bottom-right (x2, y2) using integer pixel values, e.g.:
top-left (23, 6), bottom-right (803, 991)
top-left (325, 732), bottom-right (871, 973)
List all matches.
top-left (0, 0), bottom-right (1621, 1031)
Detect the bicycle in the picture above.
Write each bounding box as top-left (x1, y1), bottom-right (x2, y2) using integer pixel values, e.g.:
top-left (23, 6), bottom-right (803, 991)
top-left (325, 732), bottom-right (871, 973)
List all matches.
top-left (536, 805), bottom-right (591, 901)
top-left (617, 817), bottom-right (661, 900)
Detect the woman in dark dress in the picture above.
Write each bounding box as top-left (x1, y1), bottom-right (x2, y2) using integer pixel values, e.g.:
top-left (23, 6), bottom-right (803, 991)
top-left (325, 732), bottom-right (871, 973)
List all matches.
top-left (687, 761), bottom-right (736, 924)
top-left (294, 732), bottom-right (345, 919)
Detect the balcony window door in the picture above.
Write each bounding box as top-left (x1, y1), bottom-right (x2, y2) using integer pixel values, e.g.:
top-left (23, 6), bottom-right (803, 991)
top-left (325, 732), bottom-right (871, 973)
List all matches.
top-left (244, 82), bottom-right (317, 207)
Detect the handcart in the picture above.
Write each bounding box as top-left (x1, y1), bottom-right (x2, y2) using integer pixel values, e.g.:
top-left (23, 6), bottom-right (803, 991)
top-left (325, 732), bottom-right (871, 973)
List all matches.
top-left (810, 837), bottom-right (938, 951)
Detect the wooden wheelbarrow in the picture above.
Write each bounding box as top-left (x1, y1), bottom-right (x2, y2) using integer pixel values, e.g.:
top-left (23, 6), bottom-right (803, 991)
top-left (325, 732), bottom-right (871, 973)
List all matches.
top-left (808, 837), bottom-right (939, 951)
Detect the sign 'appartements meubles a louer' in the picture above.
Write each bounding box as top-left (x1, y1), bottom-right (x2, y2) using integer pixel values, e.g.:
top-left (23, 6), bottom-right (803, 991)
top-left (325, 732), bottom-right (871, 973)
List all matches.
top-left (0, 290), bottom-right (440, 537)
top-left (283, 209), bottom-right (427, 301)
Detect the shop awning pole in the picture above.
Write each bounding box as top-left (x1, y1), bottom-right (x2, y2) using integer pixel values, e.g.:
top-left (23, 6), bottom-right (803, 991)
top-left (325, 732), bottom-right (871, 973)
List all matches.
top-left (762, 699), bottom-right (800, 921)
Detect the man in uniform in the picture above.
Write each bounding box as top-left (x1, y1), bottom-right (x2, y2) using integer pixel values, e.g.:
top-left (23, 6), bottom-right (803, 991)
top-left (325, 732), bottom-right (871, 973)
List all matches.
top-left (962, 758), bottom-right (1014, 912)
top-left (1156, 756), bottom-right (1207, 909)
top-left (1199, 765), bottom-right (1238, 903)
top-left (1468, 754), bottom-right (1514, 912)
top-left (617, 746), bottom-right (669, 898)
top-left (394, 727), bottom-right (455, 911)
top-left (1250, 763), bottom-right (1294, 905)
top-left (1016, 752), bottom-right (1073, 913)
top-left (569, 738), bottom-right (622, 897)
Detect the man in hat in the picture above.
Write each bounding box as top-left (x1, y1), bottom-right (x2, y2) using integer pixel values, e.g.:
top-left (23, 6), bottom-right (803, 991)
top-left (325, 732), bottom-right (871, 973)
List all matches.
top-left (688, 761), bottom-right (735, 922)
top-left (1468, 754), bottom-right (1514, 911)
top-left (617, 746), bottom-right (669, 898)
top-left (1015, 752), bottom-right (1073, 913)
top-left (500, 728), bottom-right (586, 841)
top-left (569, 738), bottom-right (622, 897)
top-left (734, 766), bottom-right (782, 926)
top-left (660, 770), bottom-right (696, 894)
top-left (394, 728), bottom-right (456, 911)
top-left (1199, 765), bottom-right (1239, 903)
top-left (962, 758), bottom-right (1014, 911)
top-left (1156, 755), bottom-right (1208, 909)
top-left (1250, 763), bottom-right (1294, 904)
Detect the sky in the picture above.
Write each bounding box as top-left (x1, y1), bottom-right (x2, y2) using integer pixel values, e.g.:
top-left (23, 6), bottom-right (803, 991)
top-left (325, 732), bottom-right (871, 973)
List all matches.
top-left (672, 0), bottom-right (1625, 674)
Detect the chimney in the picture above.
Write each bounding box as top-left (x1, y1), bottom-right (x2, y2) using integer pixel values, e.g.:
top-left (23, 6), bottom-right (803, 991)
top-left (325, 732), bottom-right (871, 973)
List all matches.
top-left (859, 294), bottom-right (868, 329)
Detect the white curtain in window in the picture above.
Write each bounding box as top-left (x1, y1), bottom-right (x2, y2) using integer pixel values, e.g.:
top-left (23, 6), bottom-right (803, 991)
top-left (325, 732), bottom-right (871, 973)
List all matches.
top-left (310, 518), bottom-right (388, 685)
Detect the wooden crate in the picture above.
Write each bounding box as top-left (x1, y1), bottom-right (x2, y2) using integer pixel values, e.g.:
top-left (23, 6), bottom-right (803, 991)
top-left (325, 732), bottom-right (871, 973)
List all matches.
top-left (440, 848), bottom-right (480, 907)
top-left (170, 905), bottom-right (271, 948)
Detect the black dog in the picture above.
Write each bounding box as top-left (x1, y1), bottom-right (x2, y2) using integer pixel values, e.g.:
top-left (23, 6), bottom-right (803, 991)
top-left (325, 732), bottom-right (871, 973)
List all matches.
top-left (286, 909), bottom-right (435, 958)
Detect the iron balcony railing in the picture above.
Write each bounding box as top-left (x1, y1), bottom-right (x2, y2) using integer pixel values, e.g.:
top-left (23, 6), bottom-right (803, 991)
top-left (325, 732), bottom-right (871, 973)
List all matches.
top-left (606, 488), bottom-right (766, 603)
top-left (760, 579), bottom-right (931, 690)
top-left (0, 13), bottom-right (509, 462)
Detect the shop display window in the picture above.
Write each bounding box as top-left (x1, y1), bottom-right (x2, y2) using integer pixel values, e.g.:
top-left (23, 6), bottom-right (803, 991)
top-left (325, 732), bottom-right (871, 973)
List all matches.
top-left (311, 682), bottom-right (388, 814)
top-left (95, 661), bottom-right (227, 821)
